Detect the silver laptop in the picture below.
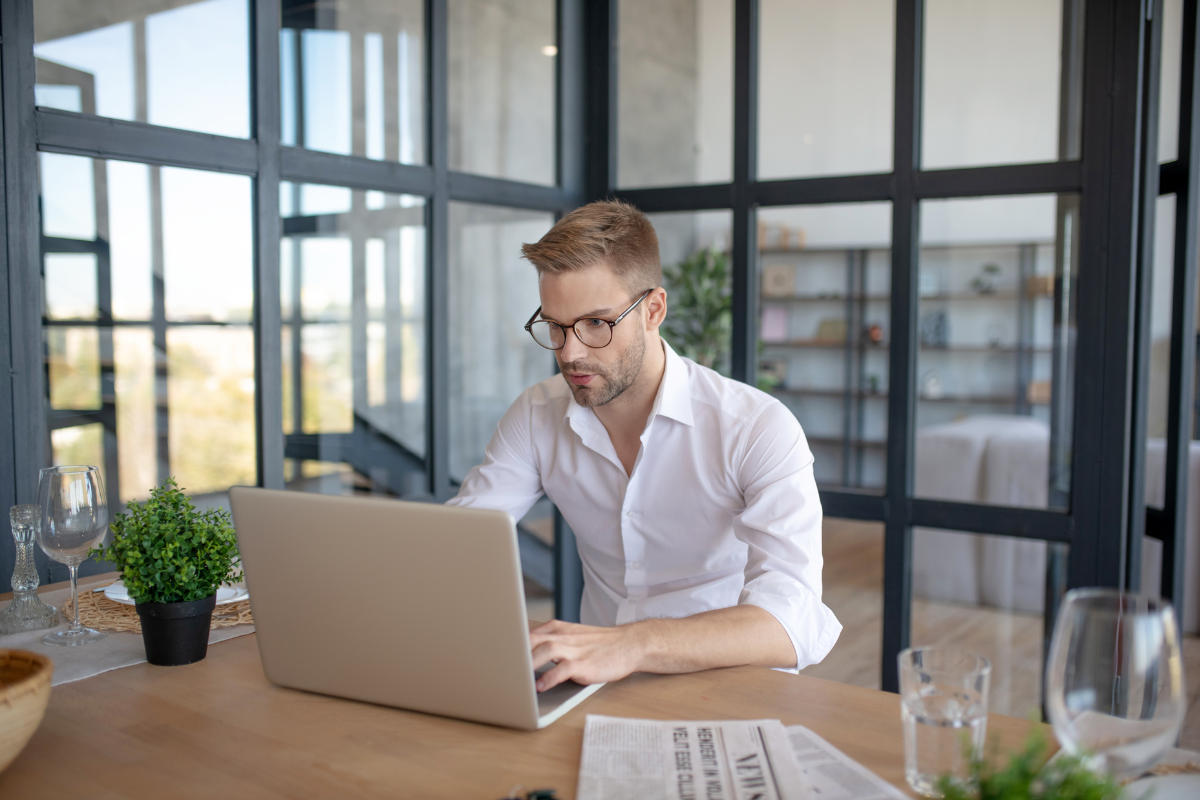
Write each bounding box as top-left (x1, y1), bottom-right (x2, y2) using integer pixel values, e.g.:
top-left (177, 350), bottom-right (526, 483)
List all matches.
top-left (229, 487), bottom-right (603, 730)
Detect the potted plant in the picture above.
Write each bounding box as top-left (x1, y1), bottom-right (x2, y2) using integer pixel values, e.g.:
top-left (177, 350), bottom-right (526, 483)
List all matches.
top-left (90, 478), bottom-right (240, 666)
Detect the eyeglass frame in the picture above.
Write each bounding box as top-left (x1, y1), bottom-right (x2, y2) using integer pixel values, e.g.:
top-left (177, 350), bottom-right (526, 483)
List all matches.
top-left (523, 288), bottom-right (654, 351)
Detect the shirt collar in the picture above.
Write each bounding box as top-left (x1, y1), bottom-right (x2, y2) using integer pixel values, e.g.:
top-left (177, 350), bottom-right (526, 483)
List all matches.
top-left (563, 338), bottom-right (695, 432)
top-left (655, 339), bottom-right (695, 427)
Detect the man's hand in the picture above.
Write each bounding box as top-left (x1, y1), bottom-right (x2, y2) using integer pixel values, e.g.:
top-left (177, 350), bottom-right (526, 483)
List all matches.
top-left (529, 605), bottom-right (797, 692)
top-left (529, 619), bottom-right (646, 691)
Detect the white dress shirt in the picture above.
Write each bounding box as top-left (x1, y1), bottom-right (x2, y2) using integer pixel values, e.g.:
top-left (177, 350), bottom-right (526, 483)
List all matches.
top-left (447, 340), bottom-right (841, 669)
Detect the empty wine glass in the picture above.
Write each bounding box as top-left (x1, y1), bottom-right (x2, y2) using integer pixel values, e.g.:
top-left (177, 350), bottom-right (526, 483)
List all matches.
top-left (1045, 587), bottom-right (1186, 777)
top-left (35, 465), bottom-right (108, 646)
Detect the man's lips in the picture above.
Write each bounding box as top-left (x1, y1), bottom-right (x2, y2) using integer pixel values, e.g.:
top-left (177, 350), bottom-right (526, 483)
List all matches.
top-left (566, 372), bottom-right (595, 386)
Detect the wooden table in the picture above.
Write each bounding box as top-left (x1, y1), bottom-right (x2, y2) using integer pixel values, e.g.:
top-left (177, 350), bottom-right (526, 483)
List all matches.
top-left (0, 577), bottom-right (1045, 799)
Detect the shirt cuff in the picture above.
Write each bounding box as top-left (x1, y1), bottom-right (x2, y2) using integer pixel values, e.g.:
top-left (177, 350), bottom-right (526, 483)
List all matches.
top-left (740, 588), bottom-right (843, 671)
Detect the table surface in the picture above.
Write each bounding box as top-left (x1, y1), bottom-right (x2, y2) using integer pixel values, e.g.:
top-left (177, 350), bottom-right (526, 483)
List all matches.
top-left (0, 576), bottom-right (1045, 799)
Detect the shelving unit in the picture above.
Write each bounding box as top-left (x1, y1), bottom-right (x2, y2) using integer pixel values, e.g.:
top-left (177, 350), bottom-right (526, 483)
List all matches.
top-left (759, 242), bottom-right (1056, 491)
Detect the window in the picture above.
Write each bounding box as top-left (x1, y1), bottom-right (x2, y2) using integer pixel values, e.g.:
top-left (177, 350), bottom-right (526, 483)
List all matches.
top-left (281, 185), bottom-right (427, 497)
top-left (39, 154), bottom-right (255, 505)
top-left (35, 0), bottom-right (251, 138)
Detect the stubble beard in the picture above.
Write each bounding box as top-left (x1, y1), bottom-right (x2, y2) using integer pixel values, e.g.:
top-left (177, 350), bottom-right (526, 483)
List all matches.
top-left (560, 332), bottom-right (647, 408)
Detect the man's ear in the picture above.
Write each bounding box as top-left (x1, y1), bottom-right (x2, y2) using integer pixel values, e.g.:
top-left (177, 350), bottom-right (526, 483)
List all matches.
top-left (645, 287), bottom-right (668, 330)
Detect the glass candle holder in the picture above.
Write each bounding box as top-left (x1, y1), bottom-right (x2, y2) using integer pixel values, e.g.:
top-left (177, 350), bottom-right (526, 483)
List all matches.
top-left (0, 504), bottom-right (60, 634)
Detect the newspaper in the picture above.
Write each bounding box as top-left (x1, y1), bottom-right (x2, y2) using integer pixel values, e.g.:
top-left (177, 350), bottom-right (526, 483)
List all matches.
top-left (576, 715), bottom-right (812, 800)
top-left (785, 724), bottom-right (908, 800)
top-left (575, 715), bottom-right (910, 800)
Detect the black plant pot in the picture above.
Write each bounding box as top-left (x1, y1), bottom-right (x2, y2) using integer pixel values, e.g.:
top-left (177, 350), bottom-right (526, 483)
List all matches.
top-left (135, 594), bottom-right (217, 666)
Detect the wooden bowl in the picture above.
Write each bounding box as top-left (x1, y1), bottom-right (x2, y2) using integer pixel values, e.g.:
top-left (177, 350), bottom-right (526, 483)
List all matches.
top-left (0, 649), bottom-right (53, 773)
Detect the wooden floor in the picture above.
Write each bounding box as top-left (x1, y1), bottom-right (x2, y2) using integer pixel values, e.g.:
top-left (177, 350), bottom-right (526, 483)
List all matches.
top-left (526, 517), bottom-right (1200, 749)
top-left (805, 519), bottom-right (1200, 750)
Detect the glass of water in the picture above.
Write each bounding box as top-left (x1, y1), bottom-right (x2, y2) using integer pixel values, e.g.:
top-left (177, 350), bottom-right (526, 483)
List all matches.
top-left (899, 646), bottom-right (991, 797)
top-left (35, 465), bottom-right (108, 646)
top-left (1045, 587), bottom-right (1186, 777)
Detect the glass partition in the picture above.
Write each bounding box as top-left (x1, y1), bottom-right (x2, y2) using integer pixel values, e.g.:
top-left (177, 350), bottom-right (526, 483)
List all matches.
top-left (280, 0), bottom-right (425, 163)
top-left (448, 0), bottom-right (556, 185)
top-left (922, 0), bottom-right (1079, 169)
top-left (281, 183), bottom-right (427, 497)
top-left (647, 210), bottom-right (734, 374)
top-left (910, 534), bottom-right (1055, 718)
top-left (39, 154), bottom-right (255, 506)
top-left (756, 202), bottom-right (892, 491)
top-left (448, 203), bottom-right (555, 481)
top-left (617, 0), bottom-right (733, 188)
top-left (914, 194), bottom-right (1077, 510)
top-left (757, 0), bottom-right (894, 180)
top-left (800, 518), bottom-right (885, 689)
top-left (34, 0), bottom-right (251, 138)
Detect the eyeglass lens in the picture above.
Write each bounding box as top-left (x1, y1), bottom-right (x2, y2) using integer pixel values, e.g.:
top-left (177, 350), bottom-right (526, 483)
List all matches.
top-left (528, 318), bottom-right (612, 350)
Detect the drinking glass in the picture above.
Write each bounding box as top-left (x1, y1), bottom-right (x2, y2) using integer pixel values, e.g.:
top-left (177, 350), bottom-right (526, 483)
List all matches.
top-left (1045, 587), bottom-right (1186, 777)
top-left (35, 465), bottom-right (107, 646)
top-left (899, 647), bottom-right (991, 797)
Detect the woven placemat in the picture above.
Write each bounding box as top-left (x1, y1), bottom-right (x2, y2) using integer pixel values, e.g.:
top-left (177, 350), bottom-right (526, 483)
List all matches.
top-left (61, 583), bottom-right (253, 634)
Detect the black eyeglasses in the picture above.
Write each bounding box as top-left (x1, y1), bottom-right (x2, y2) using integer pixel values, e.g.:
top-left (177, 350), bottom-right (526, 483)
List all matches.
top-left (524, 289), bottom-right (653, 351)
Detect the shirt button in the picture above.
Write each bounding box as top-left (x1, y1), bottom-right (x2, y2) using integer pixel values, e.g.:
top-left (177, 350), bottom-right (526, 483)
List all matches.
top-left (626, 510), bottom-right (634, 517)
top-left (627, 561), bottom-right (640, 569)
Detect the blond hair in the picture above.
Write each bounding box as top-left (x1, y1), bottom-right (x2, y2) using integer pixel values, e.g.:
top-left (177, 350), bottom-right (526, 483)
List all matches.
top-left (521, 200), bottom-right (661, 291)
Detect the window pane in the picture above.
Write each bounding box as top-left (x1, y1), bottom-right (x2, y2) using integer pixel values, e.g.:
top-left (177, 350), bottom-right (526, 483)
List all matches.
top-left (282, 187), bottom-right (428, 497)
top-left (649, 210), bottom-right (734, 374)
top-left (44, 253), bottom-right (97, 320)
top-left (449, 203), bottom-right (555, 480)
top-left (915, 194), bottom-right (1077, 510)
top-left (40, 155), bottom-right (257, 505)
top-left (911, 531), bottom-right (1054, 718)
top-left (39, 153), bottom-right (95, 240)
top-left (800, 519), bottom-right (884, 689)
top-left (162, 168), bottom-right (253, 323)
top-left (34, 0), bottom-right (250, 138)
top-left (51, 424), bottom-right (105, 482)
top-left (46, 327), bottom-right (101, 410)
top-left (757, 202), bottom-right (892, 492)
top-left (109, 161), bottom-right (153, 321)
top-left (758, 0), bottom-right (894, 180)
top-left (449, 0), bottom-right (556, 185)
top-left (1142, 195), bottom-right (1176, 600)
top-left (922, 0), bottom-right (1078, 169)
top-left (168, 327), bottom-right (256, 496)
top-left (114, 328), bottom-right (156, 503)
top-left (280, 1), bottom-right (425, 164)
top-left (618, 0), bottom-right (733, 188)
top-left (1160, 0), bottom-right (1183, 163)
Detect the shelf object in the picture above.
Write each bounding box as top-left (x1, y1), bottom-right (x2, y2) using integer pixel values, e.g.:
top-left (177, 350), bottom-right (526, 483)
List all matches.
top-left (759, 241), bottom-right (1057, 490)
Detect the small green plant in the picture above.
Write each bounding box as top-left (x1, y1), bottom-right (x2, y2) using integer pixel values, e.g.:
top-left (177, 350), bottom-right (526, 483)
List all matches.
top-left (662, 246), bottom-right (733, 374)
top-left (90, 478), bottom-right (240, 605)
top-left (937, 730), bottom-right (1123, 800)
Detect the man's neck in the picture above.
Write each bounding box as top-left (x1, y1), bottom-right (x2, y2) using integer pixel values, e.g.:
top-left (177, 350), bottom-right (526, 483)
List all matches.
top-left (592, 336), bottom-right (668, 443)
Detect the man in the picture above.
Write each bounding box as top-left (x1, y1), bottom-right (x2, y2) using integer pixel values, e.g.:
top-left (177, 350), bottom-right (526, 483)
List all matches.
top-left (447, 200), bottom-right (839, 692)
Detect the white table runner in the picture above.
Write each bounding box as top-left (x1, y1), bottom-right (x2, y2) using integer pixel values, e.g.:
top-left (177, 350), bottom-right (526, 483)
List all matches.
top-left (0, 582), bottom-right (255, 686)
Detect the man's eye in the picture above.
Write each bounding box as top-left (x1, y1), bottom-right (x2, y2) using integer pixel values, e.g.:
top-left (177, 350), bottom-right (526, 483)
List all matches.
top-left (583, 318), bottom-right (607, 328)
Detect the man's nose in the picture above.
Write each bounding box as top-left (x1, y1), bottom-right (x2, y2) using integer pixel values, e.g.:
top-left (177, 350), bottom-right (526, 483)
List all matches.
top-left (559, 325), bottom-right (590, 362)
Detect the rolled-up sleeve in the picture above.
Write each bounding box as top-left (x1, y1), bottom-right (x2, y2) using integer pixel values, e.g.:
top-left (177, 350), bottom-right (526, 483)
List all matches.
top-left (446, 390), bottom-right (545, 520)
top-left (733, 400), bottom-right (841, 670)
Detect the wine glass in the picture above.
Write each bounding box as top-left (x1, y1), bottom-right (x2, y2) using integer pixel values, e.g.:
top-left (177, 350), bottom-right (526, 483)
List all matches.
top-left (35, 465), bottom-right (108, 646)
top-left (1045, 587), bottom-right (1186, 777)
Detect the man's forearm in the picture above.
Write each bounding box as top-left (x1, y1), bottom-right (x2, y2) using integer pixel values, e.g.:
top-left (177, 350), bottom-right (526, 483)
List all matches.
top-left (628, 604), bottom-right (797, 673)
top-left (529, 603), bottom-right (798, 690)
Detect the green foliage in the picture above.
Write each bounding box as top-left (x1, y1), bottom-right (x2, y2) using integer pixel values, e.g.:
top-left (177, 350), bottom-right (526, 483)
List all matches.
top-left (937, 730), bottom-right (1123, 800)
top-left (661, 247), bottom-right (732, 375)
top-left (89, 478), bottom-right (241, 605)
